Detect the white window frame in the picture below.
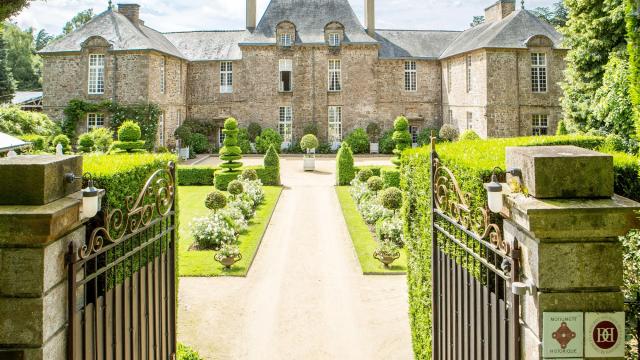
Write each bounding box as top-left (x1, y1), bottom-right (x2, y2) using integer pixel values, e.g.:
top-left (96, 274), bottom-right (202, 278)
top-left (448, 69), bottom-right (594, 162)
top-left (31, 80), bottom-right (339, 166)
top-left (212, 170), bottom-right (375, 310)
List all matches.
top-left (88, 54), bottom-right (105, 94)
top-left (531, 53), bottom-right (548, 93)
top-left (279, 106), bottom-right (293, 144)
top-left (466, 55), bottom-right (472, 93)
top-left (160, 57), bottom-right (165, 94)
top-left (218, 126), bottom-right (225, 147)
top-left (87, 113), bottom-right (105, 131)
top-left (328, 106), bottom-right (343, 143)
top-left (158, 112), bottom-right (165, 146)
top-left (532, 114), bottom-right (549, 135)
top-left (448, 109), bottom-right (454, 124)
top-left (466, 112), bottom-right (473, 130)
top-left (405, 61), bottom-right (417, 92)
top-left (280, 33), bottom-right (292, 47)
top-left (329, 33), bottom-right (341, 47)
top-left (220, 61), bottom-right (233, 93)
top-left (279, 59), bottom-right (293, 92)
top-left (328, 59), bottom-right (342, 92)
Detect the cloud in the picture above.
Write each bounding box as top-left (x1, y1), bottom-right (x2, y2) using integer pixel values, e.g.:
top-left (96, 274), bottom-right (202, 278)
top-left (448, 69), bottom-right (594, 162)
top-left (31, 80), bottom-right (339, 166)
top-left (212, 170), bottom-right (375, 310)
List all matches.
top-left (12, 0), bottom-right (559, 34)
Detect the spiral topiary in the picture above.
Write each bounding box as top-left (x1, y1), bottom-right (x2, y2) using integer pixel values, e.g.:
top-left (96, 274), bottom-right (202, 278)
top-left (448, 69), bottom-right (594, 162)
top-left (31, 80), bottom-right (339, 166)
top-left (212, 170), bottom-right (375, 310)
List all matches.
top-left (227, 180), bottom-right (244, 197)
top-left (219, 117), bottom-right (243, 172)
top-left (391, 116), bottom-right (412, 167)
top-left (357, 168), bottom-right (374, 183)
top-left (367, 176), bottom-right (384, 192)
top-left (300, 134), bottom-right (319, 153)
top-left (380, 187), bottom-right (403, 211)
top-left (205, 190), bottom-right (227, 211)
top-left (240, 169), bottom-right (259, 181)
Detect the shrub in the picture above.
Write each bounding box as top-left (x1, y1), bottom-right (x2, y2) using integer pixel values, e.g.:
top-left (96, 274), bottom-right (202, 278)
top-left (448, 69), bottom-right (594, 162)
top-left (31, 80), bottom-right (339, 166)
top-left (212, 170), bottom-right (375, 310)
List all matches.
top-left (89, 128), bottom-right (114, 152)
top-left (300, 134), bottom-right (319, 152)
top-left (174, 124), bottom-right (193, 146)
top-left (177, 166), bottom-right (216, 186)
top-left (366, 122), bottom-right (382, 142)
top-left (376, 216), bottom-right (404, 247)
top-left (459, 129), bottom-right (481, 141)
top-left (336, 142), bottom-right (355, 185)
top-left (556, 120), bottom-right (569, 135)
top-left (238, 128), bottom-right (252, 154)
top-left (219, 117), bottom-right (243, 172)
top-left (357, 168), bottom-right (374, 182)
top-left (380, 187), bottom-right (403, 211)
top-left (118, 120), bottom-right (142, 142)
top-left (228, 196), bottom-right (255, 220)
top-left (367, 176), bottom-right (384, 192)
top-left (237, 177), bottom-right (265, 207)
top-left (262, 145), bottom-right (281, 185)
top-left (317, 142), bottom-right (333, 154)
top-left (205, 190), bottom-right (227, 211)
top-left (417, 128), bottom-right (438, 146)
top-left (51, 134), bottom-right (71, 153)
top-left (190, 133), bottom-right (210, 154)
top-left (303, 122), bottom-right (319, 136)
top-left (190, 213), bottom-right (236, 250)
top-left (215, 171), bottom-right (240, 191)
top-left (20, 134), bottom-right (46, 151)
top-left (177, 343), bottom-right (204, 360)
top-left (0, 106), bottom-right (57, 136)
top-left (379, 130), bottom-right (395, 154)
top-left (240, 169), bottom-right (258, 181)
top-left (392, 116), bottom-right (412, 166)
top-left (256, 128), bottom-right (283, 154)
top-left (382, 168), bottom-right (401, 188)
top-left (78, 133), bottom-right (95, 152)
top-left (344, 128), bottom-right (370, 154)
top-left (439, 124), bottom-right (459, 141)
top-left (358, 198), bottom-right (392, 225)
top-left (350, 178), bottom-right (370, 204)
top-left (227, 180), bottom-right (244, 197)
top-left (247, 122), bottom-right (262, 142)
top-left (220, 206), bottom-right (248, 233)
top-left (110, 140), bottom-right (146, 153)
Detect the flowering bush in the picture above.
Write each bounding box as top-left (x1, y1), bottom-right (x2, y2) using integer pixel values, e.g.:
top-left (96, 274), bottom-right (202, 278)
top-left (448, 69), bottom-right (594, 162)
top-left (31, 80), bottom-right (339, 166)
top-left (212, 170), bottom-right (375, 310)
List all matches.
top-left (228, 197), bottom-right (255, 220)
top-left (217, 243), bottom-right (241, 258)
top-left (220, 206), bottom-right (248, 234)
top-left (238, 178), bottom-right (265, 207)
top-left (190, 213), bottom-right (236, 249)
top-left (375, 216), bottom-right (404, 248)
top-left (358, 198), bottom-right (392, 225)
top-left (350, 178), bottom-right (370, 204)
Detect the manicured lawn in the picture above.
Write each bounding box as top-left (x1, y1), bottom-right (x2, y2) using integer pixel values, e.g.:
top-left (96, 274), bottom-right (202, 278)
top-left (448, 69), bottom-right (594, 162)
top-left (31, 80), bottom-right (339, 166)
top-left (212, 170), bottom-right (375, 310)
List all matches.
top-left (178, 186), bottom-right (283, 276)
top-left (335, 186), bottom-right (407, 275)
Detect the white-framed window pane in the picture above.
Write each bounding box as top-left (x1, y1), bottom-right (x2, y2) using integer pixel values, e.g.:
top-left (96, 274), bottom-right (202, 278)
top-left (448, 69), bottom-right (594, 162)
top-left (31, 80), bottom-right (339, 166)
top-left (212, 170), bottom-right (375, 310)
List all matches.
top-left (405, 60), bottom-right (417, 91)
top-left (409, 126), bottom-right (419, 144)
top-left (280, 33), bottom-right (292, 47)
top-left (279, 59), bottom-right (293, 92)
top-left (531, 53), bottom-right (547, 93)
top-left (218, 127), bottom-right (225, 147)
top-left (158, 112), bottom-right (165, 146)
top-left (329, 33), bottom-right (341, 46)
top-left (328, 106), bottom-right (342, 143)
top-left (448, 109), bottom-right (453, 124)
top-left (328, 59), bottom-right (341, 92)
top-left (466, 112), bottom-right (473, 129)
top-left (87, 113), bottom-right (105, 131)
top-left (466, 55), bottom-right (472, 93)
top-left (160, 57), bottom-right (165, 94)
top-left (88, 54), bottom-right (105, 94)
top-left (220, 61), bottom-right (233, 93)
top-left (278, 106), bottom-right (293, 143)
top-left (532, 114), bottom-right (549, 136)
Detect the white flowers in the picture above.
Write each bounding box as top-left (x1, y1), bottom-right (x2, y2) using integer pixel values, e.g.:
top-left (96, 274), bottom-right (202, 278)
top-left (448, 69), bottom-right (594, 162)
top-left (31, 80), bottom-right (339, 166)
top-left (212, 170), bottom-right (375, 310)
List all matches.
top-left (191, 212), bottom-right (236, 249)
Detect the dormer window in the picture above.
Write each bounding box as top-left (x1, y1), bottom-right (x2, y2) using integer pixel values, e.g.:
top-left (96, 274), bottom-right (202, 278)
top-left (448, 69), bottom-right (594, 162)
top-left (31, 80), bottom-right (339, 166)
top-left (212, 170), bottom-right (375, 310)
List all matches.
top-left (280, 33), bottom-right (293, 47)
top-left (325, 22), bottom-right (345, 49)
top-left (329, 33), bottom-right (341, 47)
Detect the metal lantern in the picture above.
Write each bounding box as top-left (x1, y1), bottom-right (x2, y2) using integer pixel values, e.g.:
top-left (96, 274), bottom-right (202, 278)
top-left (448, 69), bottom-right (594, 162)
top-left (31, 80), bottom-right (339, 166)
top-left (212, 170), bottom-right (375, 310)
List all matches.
top-left (484, 172), bottom-right (504, 213)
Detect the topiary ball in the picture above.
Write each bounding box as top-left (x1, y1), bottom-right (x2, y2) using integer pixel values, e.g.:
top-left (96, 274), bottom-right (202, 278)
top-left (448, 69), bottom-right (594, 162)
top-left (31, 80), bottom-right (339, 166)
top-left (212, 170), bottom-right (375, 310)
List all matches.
top-left (205, 190), bottom-right (227, 211)
top-left (394, 116), bottom-right (409, 131)
top-left (52, 134), bottom-right (70, 148)
top-left (240, 169), bottom-right (259, 181)
top-left (459, 129), bottom-right (481, 141)
top-left (78, 133), bottom-right (94, 149)
top-left (357, 169), bottom-right (374, 182)
top-left (439, 124), bottom-right (459, 142)
top-left (300, 134), bottom-right (319, 151)
top-left (117, 120), bottom-right (142, 142)
top-left (367, 176), bottom-right (384, 192)
top-left (227, 180), bottom-right (244, 196)
top-left (224, 117), bottom-right (238, 130)
top-left (380, 187), bottom-right (403, 211)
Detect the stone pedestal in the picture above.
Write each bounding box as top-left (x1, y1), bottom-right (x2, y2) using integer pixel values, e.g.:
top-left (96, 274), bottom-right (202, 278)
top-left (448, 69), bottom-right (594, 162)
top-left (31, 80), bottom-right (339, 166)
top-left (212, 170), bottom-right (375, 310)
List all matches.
top-left (0, 155), bottom-right (85, 360)
top-left (503, 146), bottom-right (639, 360)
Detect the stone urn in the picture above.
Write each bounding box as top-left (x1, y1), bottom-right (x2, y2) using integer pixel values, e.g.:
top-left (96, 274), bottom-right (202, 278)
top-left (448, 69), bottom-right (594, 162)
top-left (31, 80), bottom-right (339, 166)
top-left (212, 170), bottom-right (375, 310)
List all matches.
top-left (215, 253), bottom-right (242, 269)
top-left (373, 249), bottom-right (400, 268)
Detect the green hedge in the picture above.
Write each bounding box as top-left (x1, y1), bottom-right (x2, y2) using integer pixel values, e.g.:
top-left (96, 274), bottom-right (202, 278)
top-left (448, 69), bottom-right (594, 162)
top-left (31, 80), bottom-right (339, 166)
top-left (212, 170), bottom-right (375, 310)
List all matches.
top-left (381, 168), bottom-right (400, 188)
top-left (336, 143), bottom-right (355, 185)
top-left (245, 165), bottom-right (280, 186)
top-left (399, 135), bottom-right (640, 359)
top-left (214, 171), bottom-right (240, 191)
top-left (354, 165), bottom-right (395, 177)
top-left (177, 166), bottom-right (217, 186)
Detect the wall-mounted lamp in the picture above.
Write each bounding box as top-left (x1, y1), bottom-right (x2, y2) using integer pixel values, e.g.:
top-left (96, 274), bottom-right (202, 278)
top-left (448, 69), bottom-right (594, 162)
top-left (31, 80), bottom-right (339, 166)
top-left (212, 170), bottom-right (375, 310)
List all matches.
top-left (485, 167), bottom-right (523, 214)
top-left (64, 172), bottom-right (105, 218)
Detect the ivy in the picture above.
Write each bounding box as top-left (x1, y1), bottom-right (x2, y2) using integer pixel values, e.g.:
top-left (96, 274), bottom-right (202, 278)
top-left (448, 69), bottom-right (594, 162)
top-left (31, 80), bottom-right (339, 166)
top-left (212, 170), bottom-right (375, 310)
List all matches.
top-left (62, 99), bottom-right (161, 150)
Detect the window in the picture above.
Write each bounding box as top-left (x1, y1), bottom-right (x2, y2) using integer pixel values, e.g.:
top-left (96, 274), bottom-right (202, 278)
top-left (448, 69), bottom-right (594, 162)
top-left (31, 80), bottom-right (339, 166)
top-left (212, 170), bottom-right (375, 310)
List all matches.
top-left (448, 109), bottom-right (453, 124)
top-left (409, 126), bottom-right (419, 144)
top-left (329, 33), bottom-right (341, 47)
top-left (160, 57), bottom-right (165, 94)
top-left (178, 62), bottom-right (182, 94)
top-left (328, 106), bottom-right (342, 143)
top-left (158, 112), bottom-right (165, 146)
top-left (88, 54), bottom-right (105, 94)
top-left (466, 112), bottom-right (473, 129)
top-left (532, 114), bottom-right (548, 135)
top-left (220, 61), bottom-right (233, 93)
top-left (447, 61), bottom-right (452, 91)
top-left (177, 109), bottom-right (183, 126)
top-left (280, 33), bottom-right (292, 47)
top-left (279, 59), bottom-right (292, 92)
top-left (87, 113), bottom-right (105, 131)
top-left (279, 106), bottom-right (293, 144)
top-left (218, 127), bottom-right (225, 147)
top-left (466, 55), bottom-right (472, 93)
top-left (328, 60), bottom-right (341, 92)
top-left (405, 61), bottom-right (417, 92)
top-left (531, 53), bottom-right (547, 93)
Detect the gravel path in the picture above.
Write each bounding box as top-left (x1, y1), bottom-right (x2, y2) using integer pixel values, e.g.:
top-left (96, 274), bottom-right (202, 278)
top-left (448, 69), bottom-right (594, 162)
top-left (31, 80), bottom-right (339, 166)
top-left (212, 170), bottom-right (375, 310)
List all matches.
top-left (178, 157), bottom-right (413, 360)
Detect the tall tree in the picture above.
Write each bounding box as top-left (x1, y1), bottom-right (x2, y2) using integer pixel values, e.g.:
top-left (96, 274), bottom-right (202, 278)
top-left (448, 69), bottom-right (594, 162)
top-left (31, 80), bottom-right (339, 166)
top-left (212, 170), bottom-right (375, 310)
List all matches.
top-left (626, 0), bottom-right (640, 136)
top-left (0, 26), bottom-right (16, 104)
top-left (532, 1), bottom-right (569, 27)
top-left (62, 9), bottom-right (94, 35)
top-left (0, 0), bottom-right (30, 22)
top-left (560, 0), bottom-right (628, 132)
top-left (470, 16), bottom-right (485, 27)
top-left (34, 29), bottom-right (53, 51)
top-left (3, 22), bottom-right (40, 90)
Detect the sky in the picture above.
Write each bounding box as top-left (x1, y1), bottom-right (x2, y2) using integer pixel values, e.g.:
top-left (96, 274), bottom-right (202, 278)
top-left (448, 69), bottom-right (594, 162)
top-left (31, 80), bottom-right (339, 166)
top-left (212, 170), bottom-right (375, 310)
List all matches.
top-left (12, 0), bottom-right (559, 35)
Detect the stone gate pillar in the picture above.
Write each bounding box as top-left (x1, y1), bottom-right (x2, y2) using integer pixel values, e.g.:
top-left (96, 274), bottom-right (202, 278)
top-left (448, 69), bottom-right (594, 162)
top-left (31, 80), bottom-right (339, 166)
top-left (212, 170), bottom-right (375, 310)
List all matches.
top-left (502, 146), bottom-right (639, 360)
top-left (0, 155), bottom-right (86, 360)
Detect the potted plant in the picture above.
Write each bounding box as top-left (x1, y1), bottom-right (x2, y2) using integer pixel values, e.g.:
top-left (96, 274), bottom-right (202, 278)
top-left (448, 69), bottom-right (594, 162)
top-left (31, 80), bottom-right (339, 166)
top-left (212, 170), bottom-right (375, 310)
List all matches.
top-left (366, 122), bottom-right (381, 154)
top-left (300, 134), bottom-right (319, 171)
top-left (214, 243), bottom-right (242, 269)
top-left (373, 241), bottom-right (400, 268)
top-left (174, 124), bottom-right (193, 160)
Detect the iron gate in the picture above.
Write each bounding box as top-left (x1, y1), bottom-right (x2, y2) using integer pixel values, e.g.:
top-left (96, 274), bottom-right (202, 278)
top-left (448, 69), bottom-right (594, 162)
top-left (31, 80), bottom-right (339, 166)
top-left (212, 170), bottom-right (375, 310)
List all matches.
top-left (67, 162), bottom-right (177, 360)
top-left (430, 143), bottom-right (521, 360)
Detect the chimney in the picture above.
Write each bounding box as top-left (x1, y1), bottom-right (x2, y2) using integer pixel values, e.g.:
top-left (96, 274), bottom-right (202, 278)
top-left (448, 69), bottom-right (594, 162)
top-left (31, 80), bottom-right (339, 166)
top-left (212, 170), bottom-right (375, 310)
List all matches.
top-left (365, 0), bottom-right (375, 37)
top-left (118, 3), bottom-right (141, 25)
top-left (484, 0), bottom-right (515, 23)
top-left (247, 0), bottom-right (257, 31)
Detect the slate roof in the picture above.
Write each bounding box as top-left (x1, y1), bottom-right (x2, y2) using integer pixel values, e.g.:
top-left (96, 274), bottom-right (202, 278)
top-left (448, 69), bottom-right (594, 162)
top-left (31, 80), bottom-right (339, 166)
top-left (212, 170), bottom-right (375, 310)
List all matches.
top-left (376, 30), bottom-right (461, 59)
top-left (11, 91), bottom-right (43, 105)
top-left (39, 9), bottom-right (185, 59)
top-left (164, 31), bottom-right (248, 61)
top-left (241, 0), bottom-right (376, 45)
top-left (440, 9), bottom-right (565, 59)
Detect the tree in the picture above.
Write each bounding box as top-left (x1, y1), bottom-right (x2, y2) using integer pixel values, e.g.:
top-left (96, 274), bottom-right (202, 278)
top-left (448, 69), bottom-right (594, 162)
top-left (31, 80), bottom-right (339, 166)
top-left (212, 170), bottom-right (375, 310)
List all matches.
top-left (0, 0), bottom-right (30, 22)
top-left (626, 0), bottom-right (640, 136)
top-left (532, 1), bottom-right (569, 27)
top-left (34, 29), bottom-right (53, 51)
top-left (0, 26), bottom-right (16, 104)
top-left (3, 22), bottom-right (40, 90)
top-left (593, 50), bottom-right (635, 136)
top-left (560, 0), bottom-right (627, 132)
top-left (63, 9), bottom-right (94, 35)
top-left (470, 16), bottom-right (485, 27)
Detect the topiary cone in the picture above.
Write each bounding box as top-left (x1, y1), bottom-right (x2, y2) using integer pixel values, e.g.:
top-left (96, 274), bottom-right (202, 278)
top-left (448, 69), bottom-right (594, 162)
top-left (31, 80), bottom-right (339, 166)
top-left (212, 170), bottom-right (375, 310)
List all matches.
top-left (219, 117), bottom-right (243, 172)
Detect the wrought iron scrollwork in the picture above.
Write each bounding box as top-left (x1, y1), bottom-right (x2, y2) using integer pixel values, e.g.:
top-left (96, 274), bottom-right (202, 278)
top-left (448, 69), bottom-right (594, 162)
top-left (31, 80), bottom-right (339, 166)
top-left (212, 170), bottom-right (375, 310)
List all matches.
top-left (433, 158), bottom-right (510, 254)
top-left (79, 162), bottom-right (176, 259)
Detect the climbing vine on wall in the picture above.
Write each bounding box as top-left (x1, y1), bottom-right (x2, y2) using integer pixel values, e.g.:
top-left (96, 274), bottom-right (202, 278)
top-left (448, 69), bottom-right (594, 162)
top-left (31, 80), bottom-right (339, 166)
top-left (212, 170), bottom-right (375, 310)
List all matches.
top-left (62, 99), bottom-right (161, 150)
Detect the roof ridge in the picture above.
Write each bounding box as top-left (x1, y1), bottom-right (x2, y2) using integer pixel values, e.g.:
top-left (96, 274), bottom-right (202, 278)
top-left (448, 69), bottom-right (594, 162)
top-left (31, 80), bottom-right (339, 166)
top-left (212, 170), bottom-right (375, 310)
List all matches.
top-left (377, 29), bottom-right (462, 33)
top-left (163, 29), bottom-right (247, 34)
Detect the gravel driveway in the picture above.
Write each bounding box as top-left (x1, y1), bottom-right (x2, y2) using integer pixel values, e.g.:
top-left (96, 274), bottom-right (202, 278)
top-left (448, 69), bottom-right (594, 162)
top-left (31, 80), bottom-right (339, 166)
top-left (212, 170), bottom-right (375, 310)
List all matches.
top-left (178, 156), bottom-right (413, 360)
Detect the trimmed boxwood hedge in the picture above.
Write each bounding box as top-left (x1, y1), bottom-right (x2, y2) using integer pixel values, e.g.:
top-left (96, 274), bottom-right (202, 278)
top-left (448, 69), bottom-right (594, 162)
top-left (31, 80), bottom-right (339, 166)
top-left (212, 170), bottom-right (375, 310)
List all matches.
top-left (381, 168), bottom-right (400, 188)
top-left (353, 165), bottom-right (395, 177)
top-left (177, 166), bottom-right (217, 186)
top-left (336, 143), bottom-right (355, 185)
top-left (214, 171), bottom-right (240, 191)
top-left (399, 135), bottom-right (640, 360)
top-left (245, 165), bottom-right (280, 186)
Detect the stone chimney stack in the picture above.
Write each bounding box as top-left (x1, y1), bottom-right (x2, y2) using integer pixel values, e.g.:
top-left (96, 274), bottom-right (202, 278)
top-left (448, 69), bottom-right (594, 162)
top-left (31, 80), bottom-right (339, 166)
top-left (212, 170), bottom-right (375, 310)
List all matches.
top-left (365, 0), bottom-right (375, 37)
top-left (484, 0), bottom-right (516, 23)
top-left (118, 3), bottom-right (141, 25)
top-left (247, 0), bottom-right (257, 31)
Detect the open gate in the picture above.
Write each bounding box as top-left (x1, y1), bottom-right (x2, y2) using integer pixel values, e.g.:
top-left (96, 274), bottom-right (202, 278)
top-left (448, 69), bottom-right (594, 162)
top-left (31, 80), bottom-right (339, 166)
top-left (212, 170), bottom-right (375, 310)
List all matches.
top-left (430, 143), bottom-right (521, 360)
top-left (67, 162), bottom-right (177, 360)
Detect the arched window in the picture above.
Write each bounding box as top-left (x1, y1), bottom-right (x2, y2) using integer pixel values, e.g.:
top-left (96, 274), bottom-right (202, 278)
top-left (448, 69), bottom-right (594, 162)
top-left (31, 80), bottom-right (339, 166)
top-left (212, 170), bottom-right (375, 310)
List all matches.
top-left (324, 22), bottom-right (345, 47)
top-left (276, 21), bottom-right (296, 47)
